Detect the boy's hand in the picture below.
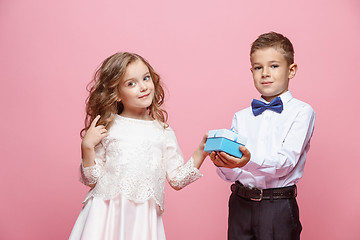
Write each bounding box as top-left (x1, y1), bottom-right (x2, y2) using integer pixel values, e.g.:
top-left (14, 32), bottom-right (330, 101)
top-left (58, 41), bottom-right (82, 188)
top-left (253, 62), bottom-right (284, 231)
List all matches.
top-left (210, 145), bottom-right (251, 168)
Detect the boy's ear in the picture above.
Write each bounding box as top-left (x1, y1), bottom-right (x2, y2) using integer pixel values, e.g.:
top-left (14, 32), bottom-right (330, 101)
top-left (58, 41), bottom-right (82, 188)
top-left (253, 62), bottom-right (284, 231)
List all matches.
top-left (289, 63), bottom-right (297, 79)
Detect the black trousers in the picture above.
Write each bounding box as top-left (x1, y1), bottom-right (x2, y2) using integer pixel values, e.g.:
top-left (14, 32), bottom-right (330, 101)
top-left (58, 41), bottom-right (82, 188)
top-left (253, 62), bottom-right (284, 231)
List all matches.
top-left (228, 191), bottom-right (302, 240)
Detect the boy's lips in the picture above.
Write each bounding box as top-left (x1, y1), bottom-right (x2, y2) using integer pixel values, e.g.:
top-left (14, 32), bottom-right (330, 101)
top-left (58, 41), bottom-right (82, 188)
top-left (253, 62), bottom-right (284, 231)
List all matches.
top-left (261, 81), bottom-right (273, 86)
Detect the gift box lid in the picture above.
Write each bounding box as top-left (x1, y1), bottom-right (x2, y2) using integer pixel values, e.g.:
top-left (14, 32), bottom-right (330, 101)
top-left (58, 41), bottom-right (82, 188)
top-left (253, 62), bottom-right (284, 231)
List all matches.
top-left (207, 129), bottom-right (247, 146)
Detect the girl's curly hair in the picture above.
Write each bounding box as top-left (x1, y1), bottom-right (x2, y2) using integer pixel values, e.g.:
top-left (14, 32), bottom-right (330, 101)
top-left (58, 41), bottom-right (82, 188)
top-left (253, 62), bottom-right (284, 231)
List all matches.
top-left (81, 52), bottom-right (168, 137)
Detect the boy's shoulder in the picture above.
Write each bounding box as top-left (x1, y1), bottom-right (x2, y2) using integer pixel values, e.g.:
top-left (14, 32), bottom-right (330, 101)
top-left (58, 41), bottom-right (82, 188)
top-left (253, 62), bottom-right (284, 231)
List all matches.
top-left (232, 106), bottom-right (253, 122)
top-left (287, 97), bottom-right (315, 114)
top-left (234, 106), bottom-right (253, 116)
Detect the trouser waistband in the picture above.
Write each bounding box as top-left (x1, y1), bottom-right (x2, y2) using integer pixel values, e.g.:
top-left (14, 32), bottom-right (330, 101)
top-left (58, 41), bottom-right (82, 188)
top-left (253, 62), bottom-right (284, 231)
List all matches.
top-left (231, 181), bottom-right (297, 201)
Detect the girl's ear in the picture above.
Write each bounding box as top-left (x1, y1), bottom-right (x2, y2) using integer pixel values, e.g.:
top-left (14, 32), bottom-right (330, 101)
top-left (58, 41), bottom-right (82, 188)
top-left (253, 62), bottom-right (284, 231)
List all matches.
top-left (289, 63), bottom-right (297, 79)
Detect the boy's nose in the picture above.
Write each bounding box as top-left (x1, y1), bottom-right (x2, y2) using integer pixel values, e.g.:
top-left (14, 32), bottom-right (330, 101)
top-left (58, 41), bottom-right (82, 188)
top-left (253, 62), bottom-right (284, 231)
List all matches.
top-left (262, 68), bottom-right (270, 77)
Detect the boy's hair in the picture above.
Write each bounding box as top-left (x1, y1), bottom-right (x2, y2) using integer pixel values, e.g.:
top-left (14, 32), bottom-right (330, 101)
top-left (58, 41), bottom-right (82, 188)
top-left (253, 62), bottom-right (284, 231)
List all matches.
top-left (250, 32), bottom-right (294, 65)
top-left (81, 52), bottom-right (168, 137)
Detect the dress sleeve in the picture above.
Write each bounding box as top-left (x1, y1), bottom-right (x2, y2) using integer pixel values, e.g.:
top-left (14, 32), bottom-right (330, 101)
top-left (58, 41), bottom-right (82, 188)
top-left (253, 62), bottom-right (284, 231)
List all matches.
top-left (79, 138), bottom-right (109, 187)
top-left (164, 128), bottom-right (203, 190)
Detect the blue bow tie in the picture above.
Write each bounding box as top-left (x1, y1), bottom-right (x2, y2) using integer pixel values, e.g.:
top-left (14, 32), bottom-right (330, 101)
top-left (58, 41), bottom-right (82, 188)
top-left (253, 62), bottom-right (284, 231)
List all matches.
top-left (251, 97), bottom-right (283, 116)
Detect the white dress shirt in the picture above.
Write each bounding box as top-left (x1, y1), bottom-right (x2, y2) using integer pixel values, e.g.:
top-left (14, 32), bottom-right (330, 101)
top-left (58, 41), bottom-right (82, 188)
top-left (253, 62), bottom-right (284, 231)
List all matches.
top-left (217, 91), bottom-right (315, 189)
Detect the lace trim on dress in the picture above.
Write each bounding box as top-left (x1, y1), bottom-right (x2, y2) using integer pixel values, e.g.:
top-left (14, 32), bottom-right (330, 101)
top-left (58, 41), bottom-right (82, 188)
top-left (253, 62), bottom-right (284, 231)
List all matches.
top-left (168, 157), bottom-right (203, 190)
top-left (80, 157), bottom-right (202, 212)
top-left (80, 163), bottom-right (101, 186)
top-left (79, 138), bottom-right (109, 186)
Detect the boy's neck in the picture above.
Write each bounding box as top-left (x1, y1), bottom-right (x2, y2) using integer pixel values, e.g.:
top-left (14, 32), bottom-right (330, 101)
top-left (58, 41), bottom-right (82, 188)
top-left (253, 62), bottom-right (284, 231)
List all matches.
top-left (261, 90), bottom-right (288, 102)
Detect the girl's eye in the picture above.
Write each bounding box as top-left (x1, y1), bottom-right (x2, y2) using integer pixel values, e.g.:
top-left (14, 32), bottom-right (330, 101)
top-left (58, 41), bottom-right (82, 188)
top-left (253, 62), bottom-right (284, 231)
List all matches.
top-left (127, 81), bottom-right (135, 86)
top-left (144, 75), bottom-right (151, 81)
top-left (271, 65), bottom-right (279, 68)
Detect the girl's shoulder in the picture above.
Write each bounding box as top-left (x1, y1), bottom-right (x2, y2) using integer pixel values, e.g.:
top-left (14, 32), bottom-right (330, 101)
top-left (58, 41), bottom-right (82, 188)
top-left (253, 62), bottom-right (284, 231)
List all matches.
top-left (155, 120), bottom-right (171, 129)
top-left (154, 121), bottom-right (175, 136)
top-left (153, 121), bottom-right (178, 138)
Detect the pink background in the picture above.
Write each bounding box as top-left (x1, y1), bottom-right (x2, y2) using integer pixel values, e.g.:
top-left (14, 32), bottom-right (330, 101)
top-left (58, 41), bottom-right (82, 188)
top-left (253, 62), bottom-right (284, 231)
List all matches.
top-left (1, 0), bottom-right (360, 239)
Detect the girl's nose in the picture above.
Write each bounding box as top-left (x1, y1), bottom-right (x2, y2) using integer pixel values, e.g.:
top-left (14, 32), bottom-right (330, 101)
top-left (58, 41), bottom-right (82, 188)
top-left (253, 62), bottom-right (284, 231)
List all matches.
top-left (139, 82), bottom-right (148, 91)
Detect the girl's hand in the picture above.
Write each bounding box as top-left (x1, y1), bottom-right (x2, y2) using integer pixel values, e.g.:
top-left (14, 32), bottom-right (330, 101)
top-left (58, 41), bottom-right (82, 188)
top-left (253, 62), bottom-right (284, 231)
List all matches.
top-left (81, 115), bottom-right (108, 149)
top-left (192, 133), bottom-right (209, 169)
top-left (210, 145), bottom-right (251, 168)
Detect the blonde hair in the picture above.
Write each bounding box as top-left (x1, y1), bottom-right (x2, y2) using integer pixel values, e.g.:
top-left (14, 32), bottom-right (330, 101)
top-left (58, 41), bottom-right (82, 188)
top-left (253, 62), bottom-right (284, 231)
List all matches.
top-left (250, 32), bottom-right (295, 65)
top-left (81, 52), bottom-right (168, 137)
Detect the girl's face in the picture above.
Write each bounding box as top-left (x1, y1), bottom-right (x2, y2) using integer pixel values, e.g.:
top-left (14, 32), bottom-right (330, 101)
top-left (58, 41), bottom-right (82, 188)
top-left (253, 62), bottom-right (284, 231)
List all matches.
top-left (117, 60), bottom-right (155, 118)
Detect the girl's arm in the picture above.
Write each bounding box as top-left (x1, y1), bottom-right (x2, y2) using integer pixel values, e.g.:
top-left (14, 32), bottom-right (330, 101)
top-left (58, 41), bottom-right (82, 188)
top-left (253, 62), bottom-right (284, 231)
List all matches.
top-left (191, 134), bottom-right (208, 169)
top-left (165, 129), bottom-right (208, 191)
top-left (81, 115), bottom-right (108, 167)
top-left (80, 115), bottom-right (108, 187)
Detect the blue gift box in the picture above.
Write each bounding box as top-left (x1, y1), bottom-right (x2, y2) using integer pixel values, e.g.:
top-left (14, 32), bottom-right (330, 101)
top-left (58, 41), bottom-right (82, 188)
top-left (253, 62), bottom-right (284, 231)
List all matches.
top-left (204, 129), bottom-right (247, 158)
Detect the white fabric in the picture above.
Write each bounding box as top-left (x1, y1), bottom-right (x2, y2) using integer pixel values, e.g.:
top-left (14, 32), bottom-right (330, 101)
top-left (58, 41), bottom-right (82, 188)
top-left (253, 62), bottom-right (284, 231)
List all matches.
top-left (80, 115), bottom-right (202, 212)
top-left (70, 115), bottom-right (202, 239)
top-left (69, 195), bottom-right (165, 240)
top-left (217, 91), bottom-right (316, 189)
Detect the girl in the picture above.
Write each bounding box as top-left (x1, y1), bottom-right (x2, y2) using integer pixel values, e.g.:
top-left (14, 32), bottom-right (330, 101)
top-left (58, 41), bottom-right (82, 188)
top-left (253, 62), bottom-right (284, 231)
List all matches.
top-left (69, 52), bottom-right (208, 240)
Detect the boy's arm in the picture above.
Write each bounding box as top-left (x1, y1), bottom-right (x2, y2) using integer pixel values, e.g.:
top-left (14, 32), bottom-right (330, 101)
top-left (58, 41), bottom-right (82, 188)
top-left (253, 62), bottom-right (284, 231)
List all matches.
top-left (214, 105), bottom-right (315, 178)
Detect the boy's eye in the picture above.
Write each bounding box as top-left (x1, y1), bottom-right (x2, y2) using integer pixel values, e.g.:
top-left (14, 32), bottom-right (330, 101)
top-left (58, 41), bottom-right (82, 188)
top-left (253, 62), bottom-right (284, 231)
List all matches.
top-left (271, 65), bottom-right (279, 68)
top-left (253, 66), bottom-right (262, 70)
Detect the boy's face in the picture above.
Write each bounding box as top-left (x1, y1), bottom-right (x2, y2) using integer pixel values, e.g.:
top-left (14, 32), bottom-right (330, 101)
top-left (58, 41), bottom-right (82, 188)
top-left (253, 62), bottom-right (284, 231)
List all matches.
top-left (250, 47), bottom-right (297, 102)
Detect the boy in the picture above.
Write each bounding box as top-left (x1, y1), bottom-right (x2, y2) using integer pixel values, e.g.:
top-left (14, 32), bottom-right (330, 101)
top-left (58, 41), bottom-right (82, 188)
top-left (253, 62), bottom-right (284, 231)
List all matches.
top-left (210, 32), bottom-right (315, 240)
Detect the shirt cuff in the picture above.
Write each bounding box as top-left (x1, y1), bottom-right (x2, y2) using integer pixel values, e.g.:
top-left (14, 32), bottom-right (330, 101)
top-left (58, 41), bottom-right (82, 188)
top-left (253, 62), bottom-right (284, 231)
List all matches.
top-left (216, 167), bottom-right (241, 182)
top-left (241, 152), bottom-right (262, 172)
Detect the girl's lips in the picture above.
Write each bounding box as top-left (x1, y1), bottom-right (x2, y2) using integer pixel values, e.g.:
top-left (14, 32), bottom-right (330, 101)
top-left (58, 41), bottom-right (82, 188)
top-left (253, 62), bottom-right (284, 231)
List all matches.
top-left (139, 93), bottom-right (150, 98)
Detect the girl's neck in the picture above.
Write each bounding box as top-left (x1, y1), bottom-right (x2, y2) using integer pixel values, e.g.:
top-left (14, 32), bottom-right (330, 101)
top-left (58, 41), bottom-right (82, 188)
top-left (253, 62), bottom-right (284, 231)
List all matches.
top-left (119, 109), bottom-right (153, 121)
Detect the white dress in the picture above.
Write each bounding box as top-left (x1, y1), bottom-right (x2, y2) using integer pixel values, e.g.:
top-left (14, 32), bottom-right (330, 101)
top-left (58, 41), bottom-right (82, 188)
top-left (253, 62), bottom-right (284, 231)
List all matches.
top-left (69, 115), bottom-right (202, 240)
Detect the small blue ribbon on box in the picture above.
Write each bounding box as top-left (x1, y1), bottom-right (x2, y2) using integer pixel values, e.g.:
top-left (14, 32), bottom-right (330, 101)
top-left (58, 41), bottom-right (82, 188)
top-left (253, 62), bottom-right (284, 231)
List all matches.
top-left (204, 129), bottom-right (247, 158)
